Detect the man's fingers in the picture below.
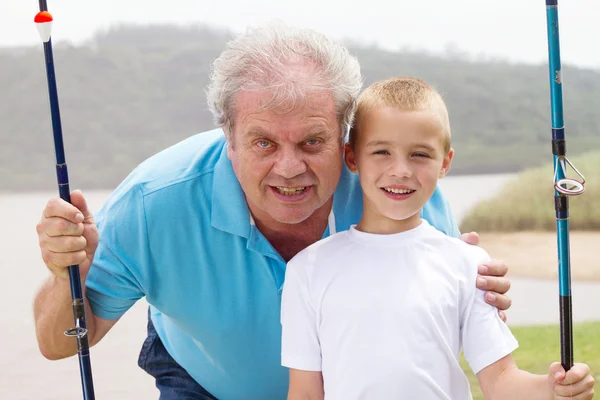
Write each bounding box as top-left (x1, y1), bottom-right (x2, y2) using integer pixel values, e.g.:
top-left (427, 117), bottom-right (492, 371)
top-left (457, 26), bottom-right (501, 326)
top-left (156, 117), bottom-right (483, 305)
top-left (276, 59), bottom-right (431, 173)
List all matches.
top-left (478, 259), bottom-right (509, 277)
top-left (70, 190), bottom-right (94, 222)
top-left (477, 275), bottom-right (511, 295)
top-left (37, 192), bottom-right (98, 279)
top-left (498, 310), bottom-right (507, 322)
top-left (477, 259), bottom-right (512, 311)
top-left (460, 231), bottom-right (480, 246)
top-left (42, 197), bottom-right (85, 223)
top-left (42, 235), bottom-right (87, 253)
top-left (485, 292), bottom-right (512, 311)
top-left (41, 217), bottom-right (85, 237)
top-left (480, 285), bottom-right (512, 312)
top-left (41, 249), bottom-right (88, 271)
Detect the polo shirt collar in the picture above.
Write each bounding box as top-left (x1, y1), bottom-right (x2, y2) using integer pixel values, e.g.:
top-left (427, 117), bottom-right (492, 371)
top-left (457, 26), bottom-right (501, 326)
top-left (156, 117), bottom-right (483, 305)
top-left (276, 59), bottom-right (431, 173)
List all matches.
top-left (211, 143), bottom-right (251, 239)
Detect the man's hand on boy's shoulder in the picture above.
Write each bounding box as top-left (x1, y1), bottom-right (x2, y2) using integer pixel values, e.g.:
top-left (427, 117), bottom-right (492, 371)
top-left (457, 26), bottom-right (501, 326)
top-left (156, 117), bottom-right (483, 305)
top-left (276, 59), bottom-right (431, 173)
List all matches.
top-left (460, 230), bottom-right (511, 322)
top-left (460, 231), bottom-right (481, 246)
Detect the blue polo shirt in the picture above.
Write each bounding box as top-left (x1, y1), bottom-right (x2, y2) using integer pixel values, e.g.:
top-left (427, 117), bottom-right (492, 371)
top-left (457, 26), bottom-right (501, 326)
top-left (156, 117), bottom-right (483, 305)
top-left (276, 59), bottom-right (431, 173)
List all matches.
top-left (86, 128), bottom-right (460, 399)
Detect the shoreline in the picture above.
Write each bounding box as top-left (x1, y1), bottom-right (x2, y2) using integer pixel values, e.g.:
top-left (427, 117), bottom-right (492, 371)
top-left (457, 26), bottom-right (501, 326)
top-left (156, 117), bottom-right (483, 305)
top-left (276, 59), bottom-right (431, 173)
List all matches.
top-left (476, 231), bottom-right (600, 281)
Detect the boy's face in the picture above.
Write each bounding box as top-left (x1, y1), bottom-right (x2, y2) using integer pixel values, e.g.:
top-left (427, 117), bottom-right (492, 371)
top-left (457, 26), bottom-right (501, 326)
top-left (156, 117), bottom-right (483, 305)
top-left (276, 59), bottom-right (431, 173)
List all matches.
top-left (344, 106), bottom-right (453, 233)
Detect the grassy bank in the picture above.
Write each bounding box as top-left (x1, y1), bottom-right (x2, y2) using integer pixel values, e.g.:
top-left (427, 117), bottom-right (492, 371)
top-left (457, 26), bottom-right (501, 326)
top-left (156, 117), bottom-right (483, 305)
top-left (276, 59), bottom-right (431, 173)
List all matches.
top-left (461, 321), bottom-right (600, 399)
top-left (460, 150), bottom-right (600, 232)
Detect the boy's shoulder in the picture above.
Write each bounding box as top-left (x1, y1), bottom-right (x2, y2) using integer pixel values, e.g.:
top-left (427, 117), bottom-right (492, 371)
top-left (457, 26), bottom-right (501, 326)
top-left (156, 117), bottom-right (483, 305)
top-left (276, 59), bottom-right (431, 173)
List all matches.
top-left (422, 222), bottom-right (491, 272)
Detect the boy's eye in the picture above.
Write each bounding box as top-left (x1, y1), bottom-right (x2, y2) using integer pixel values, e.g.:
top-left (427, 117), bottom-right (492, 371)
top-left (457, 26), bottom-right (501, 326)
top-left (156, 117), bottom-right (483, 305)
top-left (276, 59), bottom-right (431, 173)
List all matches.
top-left (374, 150), bottom-right (389, 155)
top-left (413, 152), bottom-right (429, 158)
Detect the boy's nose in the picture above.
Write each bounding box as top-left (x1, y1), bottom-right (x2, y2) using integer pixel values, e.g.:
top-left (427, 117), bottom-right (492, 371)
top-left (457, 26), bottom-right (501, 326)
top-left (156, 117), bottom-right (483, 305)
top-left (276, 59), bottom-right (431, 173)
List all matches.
top-left (388, 158), bottom-right (412, 178)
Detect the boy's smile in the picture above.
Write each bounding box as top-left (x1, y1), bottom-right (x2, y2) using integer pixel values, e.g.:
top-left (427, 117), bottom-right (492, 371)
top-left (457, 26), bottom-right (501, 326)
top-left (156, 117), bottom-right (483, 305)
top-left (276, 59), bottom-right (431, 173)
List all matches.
top-left (381, 185), bottom-right (416, 199)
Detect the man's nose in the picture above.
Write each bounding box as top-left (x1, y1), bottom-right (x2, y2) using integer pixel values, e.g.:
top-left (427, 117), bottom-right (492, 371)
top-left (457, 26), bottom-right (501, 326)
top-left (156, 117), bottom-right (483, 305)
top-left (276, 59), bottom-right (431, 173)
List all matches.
top-left (273, 148), bottom-right (307, 179)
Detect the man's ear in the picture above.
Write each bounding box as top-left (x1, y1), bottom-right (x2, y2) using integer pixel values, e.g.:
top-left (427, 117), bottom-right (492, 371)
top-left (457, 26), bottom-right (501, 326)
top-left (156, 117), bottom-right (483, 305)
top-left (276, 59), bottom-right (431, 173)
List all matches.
top-left (344, 142), bottom-right (359, 173)
top-left (226, 141), bottom-right (233, 160)
top-left (439, 147), bottom-right (454, 178)
top-left (225, 128), bottom-right (234, 159)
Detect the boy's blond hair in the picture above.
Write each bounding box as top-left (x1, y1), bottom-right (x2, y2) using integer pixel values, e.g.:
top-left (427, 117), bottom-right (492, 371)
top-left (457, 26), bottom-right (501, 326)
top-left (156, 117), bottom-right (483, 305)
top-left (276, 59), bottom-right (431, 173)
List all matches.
top-left (349, 77), bottom-right (451, 153)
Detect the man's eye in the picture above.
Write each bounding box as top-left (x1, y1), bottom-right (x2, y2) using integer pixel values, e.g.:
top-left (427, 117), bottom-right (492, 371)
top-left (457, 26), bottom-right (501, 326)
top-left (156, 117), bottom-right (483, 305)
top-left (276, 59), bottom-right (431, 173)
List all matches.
top-left (257, 141), bottom-right (272, 149)
top-left (305, 139), bottom-right (320, 146)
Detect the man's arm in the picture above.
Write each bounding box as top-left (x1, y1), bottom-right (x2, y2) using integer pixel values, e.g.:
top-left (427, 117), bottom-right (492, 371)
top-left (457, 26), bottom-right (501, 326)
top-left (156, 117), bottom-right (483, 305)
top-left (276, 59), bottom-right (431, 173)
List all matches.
top-left (33, 274), bottom-right (117, 359)
top-left (34, 191), bottom-right (118, 359)
top-left (288, 369), bottom-right (324, 400)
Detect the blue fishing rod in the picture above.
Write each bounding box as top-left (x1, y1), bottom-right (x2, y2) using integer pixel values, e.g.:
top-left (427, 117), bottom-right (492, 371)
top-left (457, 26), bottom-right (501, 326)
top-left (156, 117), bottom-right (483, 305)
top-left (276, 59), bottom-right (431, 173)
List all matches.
top-left (34, 2), bottom-right (96, 398)
top-left (544, 0), bottom-right (586, 372)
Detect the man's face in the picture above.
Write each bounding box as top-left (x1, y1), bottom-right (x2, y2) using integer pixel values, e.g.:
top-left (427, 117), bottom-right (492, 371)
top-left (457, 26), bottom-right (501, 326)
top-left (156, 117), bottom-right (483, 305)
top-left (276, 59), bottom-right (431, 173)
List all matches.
top-left (227, 90), bottom-right (343, 225)
top-left (345, 107), bottom-right (453, 233)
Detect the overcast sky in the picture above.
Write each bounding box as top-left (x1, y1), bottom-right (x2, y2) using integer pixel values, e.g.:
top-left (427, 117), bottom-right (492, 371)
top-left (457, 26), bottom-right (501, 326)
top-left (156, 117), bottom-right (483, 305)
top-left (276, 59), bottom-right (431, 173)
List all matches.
top-left (3, 0), bottom-right (598, 69)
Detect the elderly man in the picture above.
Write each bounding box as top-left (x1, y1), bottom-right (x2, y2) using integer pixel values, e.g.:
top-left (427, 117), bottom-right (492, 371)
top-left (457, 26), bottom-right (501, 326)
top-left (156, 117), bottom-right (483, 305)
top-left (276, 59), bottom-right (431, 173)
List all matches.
top-left (34, 23), bottom-right (512, 399)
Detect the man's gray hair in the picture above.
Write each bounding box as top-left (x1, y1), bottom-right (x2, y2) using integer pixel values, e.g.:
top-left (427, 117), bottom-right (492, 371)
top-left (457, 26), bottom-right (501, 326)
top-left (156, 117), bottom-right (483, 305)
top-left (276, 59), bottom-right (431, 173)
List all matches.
top-left (205, 22), bottom-right (363, 139)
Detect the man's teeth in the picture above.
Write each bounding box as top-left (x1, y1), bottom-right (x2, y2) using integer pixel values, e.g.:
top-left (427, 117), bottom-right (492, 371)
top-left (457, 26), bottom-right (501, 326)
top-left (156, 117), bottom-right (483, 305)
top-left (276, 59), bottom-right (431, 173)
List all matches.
top-left (276, 187), bottom-right (306, 195)
top-left (384, 187), bottom-right (414, 194)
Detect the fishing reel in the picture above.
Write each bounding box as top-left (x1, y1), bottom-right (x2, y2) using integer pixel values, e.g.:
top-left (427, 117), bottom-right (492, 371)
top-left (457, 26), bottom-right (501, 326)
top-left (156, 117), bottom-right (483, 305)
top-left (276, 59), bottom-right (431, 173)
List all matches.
top-left (554, 156), bottom-right (586, 196)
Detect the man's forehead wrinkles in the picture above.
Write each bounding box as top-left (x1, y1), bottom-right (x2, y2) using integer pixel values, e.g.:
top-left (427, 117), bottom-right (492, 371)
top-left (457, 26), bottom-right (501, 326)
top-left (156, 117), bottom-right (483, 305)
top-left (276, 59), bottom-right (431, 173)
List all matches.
top-left (242, 115), bottom-right (332, 130)
top-left (238, 109), bottom-right (332, 124)
top-left (235, 89), bottom-right (336, 118)
top-left (240, 112), bottom-right (270, 125)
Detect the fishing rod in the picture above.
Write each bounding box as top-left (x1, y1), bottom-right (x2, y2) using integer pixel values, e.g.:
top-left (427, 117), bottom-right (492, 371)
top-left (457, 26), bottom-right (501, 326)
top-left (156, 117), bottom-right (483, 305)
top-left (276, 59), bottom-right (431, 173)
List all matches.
top-left (544, 0), bottom-right (586, 372)
top-left (34, 2), bottom-right (96, 398)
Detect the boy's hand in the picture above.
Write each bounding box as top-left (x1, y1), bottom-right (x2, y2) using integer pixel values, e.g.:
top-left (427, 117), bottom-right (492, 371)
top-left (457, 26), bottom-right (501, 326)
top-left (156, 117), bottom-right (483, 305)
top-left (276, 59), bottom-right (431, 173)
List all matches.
top-left (548, 362), bottom-right (595, 399)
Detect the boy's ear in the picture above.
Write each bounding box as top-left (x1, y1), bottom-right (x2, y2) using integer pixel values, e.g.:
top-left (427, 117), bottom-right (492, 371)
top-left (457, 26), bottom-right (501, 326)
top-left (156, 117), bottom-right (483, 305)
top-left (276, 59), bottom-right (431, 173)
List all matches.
top-left (439, 147), bottom-right (454, 178)
top-left (344, 142), bottom-right (359, 173)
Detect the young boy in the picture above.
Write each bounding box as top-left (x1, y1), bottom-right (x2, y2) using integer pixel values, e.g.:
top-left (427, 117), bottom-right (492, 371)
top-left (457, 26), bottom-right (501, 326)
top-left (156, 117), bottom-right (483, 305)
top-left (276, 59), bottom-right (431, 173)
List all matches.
top-left (280, 77), bottom-right (595, 399)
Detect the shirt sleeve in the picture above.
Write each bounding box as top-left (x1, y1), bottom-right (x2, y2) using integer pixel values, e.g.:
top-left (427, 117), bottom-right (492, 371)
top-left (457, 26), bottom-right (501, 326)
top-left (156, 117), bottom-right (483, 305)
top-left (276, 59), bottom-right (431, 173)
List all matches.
top-left (460, 250), bottom-right (519, 374)
top-left (280, 257), bottom-right (322, 371)
top-left (85, 184), bottom-right (148, 320)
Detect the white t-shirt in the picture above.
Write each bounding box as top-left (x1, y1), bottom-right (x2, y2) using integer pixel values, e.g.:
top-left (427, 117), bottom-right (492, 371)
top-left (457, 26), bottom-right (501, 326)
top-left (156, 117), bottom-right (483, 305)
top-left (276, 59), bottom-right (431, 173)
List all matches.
top-left (280, 219), bottom-right (518, 400)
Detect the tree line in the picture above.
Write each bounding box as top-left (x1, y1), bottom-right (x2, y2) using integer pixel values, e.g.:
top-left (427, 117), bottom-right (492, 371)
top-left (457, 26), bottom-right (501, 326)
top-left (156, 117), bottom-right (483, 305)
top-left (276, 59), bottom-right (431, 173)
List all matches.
top-left (2, 24), bottom-right (598, 191)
